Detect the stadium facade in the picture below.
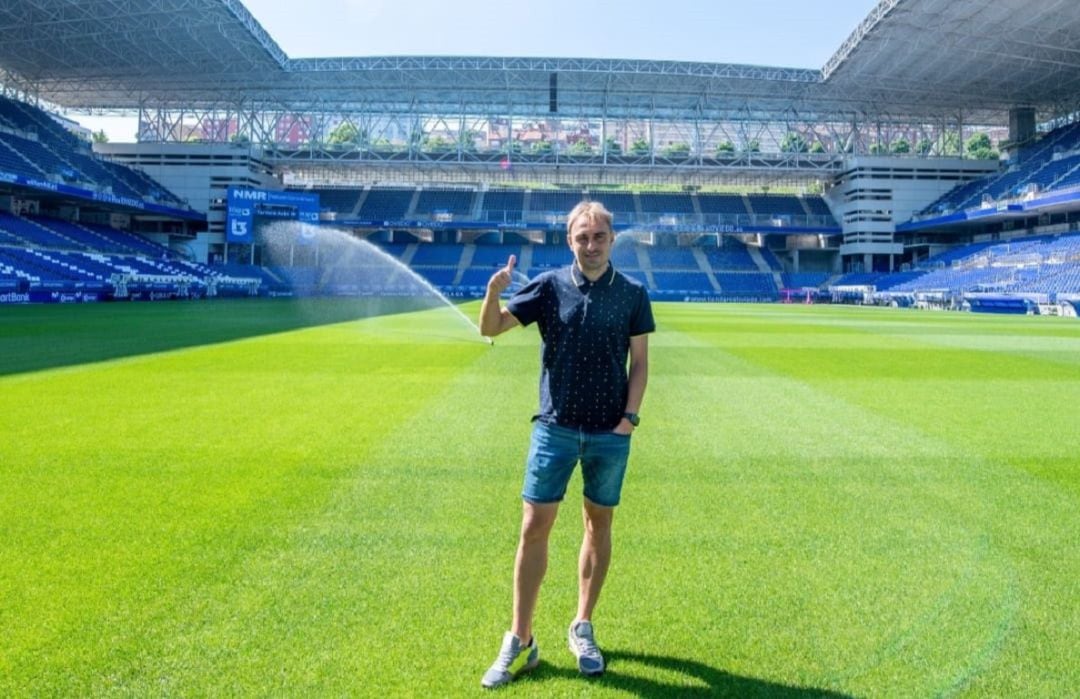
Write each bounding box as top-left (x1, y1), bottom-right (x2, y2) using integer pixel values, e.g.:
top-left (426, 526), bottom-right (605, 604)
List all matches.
top-left (1, 0), bottom-right (1080, 313)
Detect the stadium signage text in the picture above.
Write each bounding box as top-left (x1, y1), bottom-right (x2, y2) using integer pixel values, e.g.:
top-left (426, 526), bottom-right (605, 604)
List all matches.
top-left (50, 291), bottom-right (97, 303)
top-left (0, 290), bottom-right (104, 304)
top-left (226, 187), bottom-right (320, 244)
top-left (92, 191), bottom-right (145, 209)
top-left (26, 178), bottom-right (58, 191)
top-left (0, 170), bottom-right (203, 221)
top-left (232, 189), bottom-right (269, 201)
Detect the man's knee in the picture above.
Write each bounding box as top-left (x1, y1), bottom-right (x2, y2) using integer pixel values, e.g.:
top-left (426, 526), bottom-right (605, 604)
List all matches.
top-left (520, 502), bottom-right (559, 542)
top-left (582, 498), bottom-right (614, 536)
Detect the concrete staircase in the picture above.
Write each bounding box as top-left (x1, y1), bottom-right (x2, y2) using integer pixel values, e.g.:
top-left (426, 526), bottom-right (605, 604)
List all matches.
top-left (747, 245), bottom-right (784, 289)
top-left (691, 247), bottom-right (722, 291)
top-left (453, 245), bottom-right (476, 285)
top-left (634, 244), bottom-right (657, 290)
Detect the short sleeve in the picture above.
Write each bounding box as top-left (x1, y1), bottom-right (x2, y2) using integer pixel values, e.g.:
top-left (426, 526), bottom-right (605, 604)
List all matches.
top-left (629, 286), bottom-right (655, 336)
top-left (505, 275), bottom-right (546, 327)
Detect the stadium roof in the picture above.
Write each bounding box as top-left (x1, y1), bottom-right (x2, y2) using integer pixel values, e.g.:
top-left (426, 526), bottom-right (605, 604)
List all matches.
top-left (1, 0), bottom-right (1079, 125)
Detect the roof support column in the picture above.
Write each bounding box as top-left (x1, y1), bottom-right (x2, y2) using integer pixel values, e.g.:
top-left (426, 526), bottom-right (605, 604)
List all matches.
top-left (601, 116), bottom-right (607, 165)
top-left (1008, 107), bottom-right (1036, 147)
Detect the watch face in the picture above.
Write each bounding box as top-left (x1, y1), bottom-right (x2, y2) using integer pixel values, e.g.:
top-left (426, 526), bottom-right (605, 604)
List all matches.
top-left (625, 413), bottom-right (640, 426)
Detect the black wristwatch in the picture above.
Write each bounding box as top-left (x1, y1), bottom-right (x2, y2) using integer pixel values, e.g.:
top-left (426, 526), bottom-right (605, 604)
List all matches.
top-left (623, 412), bottom-right (640, 427)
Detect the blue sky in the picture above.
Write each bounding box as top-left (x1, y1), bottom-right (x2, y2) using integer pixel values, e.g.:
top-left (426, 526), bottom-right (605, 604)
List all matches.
top-left (242, 0), bottom-right (879, 68)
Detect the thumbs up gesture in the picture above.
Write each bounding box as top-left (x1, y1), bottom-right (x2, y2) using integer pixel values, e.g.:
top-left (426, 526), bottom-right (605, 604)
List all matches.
top-left (487, 254), bottom-right (517, 295)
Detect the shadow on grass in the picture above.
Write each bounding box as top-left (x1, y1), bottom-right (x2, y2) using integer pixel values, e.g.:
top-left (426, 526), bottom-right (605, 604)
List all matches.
top-left (0, 296), bottom-right (448, 377)
top-left (521, 649), bottom-right (853, 698)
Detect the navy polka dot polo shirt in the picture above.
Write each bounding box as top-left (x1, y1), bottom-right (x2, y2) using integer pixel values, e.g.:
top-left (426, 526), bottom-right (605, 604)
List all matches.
top-left (507, 263), bottom-right (655, 431)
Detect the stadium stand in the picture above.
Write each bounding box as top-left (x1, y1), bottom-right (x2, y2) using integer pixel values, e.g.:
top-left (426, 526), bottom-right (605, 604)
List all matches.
top-left (609, 240), bottom-right (641, 270)
top-left (356, 187), bottom-right (414, 220)
top-left (782, 272), bottom-right (830, 289)
top-left (649, 246), bottom-right (697, 269)
top-left (801, 196), bottom-right (832, 217)
top-left (746, 194), bottom-right (806, 216)
top-left (702, 244), bottom-right (757, 271)
top-left (531, 244), bottom-right (572, 270)
top-left (415, 188), bottom-right (475, 217)
top-left (830, 232), bottom-right (1080, 303)
top-left (0, 93), bottom-right (1073, 310)
top-left (696, 193), bottom-right (750, 216)
top-left (306, 184), bottom-right (835, 231)
top-left (312, 188), bottom-right (363, 214)
top-left (0, 96), bottom-right (188, 208)
top-left (639, 193), bottom-right (695, 215)
top-left (712, 272), bottom-right (777, 301)
top-left (588, 192), bottom-right (636, 216)
top-left (529, 190), bottom-right (585, 215)
top-left (472, 244), bottom-right (521, 267)
top-left (920, 122), bottom-right (1080, 216)
top-left (1, 2), bottom-right (1077, 321)
top-left (410, 243), bottom-right (463, 266)
top-left (481, 190), bottom-right (526, 223)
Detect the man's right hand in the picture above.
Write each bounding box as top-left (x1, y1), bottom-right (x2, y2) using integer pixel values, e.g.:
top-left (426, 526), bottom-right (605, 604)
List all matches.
top-left (487, 254), bottom-right (517, 296)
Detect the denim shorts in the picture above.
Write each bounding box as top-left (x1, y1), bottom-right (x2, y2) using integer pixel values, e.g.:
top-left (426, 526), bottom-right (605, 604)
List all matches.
top-left (522, 421), bottom-right (632, 507)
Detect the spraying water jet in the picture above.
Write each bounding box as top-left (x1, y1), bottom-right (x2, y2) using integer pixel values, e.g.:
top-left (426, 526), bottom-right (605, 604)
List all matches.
top-left (261, 221), bottom-right (491, 343)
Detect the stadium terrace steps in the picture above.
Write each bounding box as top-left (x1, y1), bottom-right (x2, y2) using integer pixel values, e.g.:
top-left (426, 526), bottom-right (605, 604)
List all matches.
top-left (358, 188), bottom-right (414, 220)
top-left (921, 121), bottom-right (1080, 217)
top-left (587, 191), bottom-right (636, 216)
top-left (454, 245), bottom-right (476, 285)
top-left (415, 188), bottom-right (475, 217)
top-left (696, 193), bottom-right (751, 216)
top-left (649, 246), bottom-right (697, 270)
top-left (783, 272), bottom-right (831, 289)
top-left (0, 135), bottom-right (47, 177)
top-left (0, 212), bottom-right (86, 250)
top-left (745, 245), bottom-right (775, 274)
top-left (310, 188), bottom-right (364, 215)
top-left (410, 243), bottom-right (463, 266)
top-left (634, 245), bottom-right (656, 289)
top-left (0, 133), bottom-right (73, 181)
top-left (404, 189), bottom-right (422, 219)
top-left (0, 96), bottom-right (187, 208)
top-left (529, 190), bottom-right (584, 215)
top-left (690, 248), bottom-right (722, 291)
top-left (352, 187), bottom-right (370, 217)
top-left (830, 232), bottom-right (1080, 296)
top-left (652, 271), bottom-right (714, 292)
top-left (639, 193), bottom-right (695, 215)
top-left (99, 160), bottom-right (183, 206)
top-left (286, 185), bottom-right (837, 228)
top-left (471, 191), bottom-right (486, 219)
top-left (398, 244), bottom-right (418, 266)
top-left (387, 239), bottom-right (793, 300)
top-left (517, 245), bottom-right (533, 273)
top-left (481, 190), bottom-right (525, 223)
top-left (745, 194), bottom-right (808, 217)
top-left (29, 216), bottom-right (123, 253)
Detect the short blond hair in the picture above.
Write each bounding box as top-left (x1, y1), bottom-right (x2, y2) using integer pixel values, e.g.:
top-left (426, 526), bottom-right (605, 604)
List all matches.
top-left (566, 200), bottom-right (613, 238)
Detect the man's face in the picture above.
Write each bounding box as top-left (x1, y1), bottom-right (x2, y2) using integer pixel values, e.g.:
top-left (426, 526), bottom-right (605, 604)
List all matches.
top-left (568, 216), bottom-right (613, 276)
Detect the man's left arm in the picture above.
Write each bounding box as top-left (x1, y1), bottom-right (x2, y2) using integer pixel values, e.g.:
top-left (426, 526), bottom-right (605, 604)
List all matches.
top-left (616, 334), bottom-right (649, 435)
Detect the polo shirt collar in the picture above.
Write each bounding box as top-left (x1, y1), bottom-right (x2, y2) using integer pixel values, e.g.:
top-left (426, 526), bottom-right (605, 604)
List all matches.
top-left (571, 262), bottom-right (615, 289)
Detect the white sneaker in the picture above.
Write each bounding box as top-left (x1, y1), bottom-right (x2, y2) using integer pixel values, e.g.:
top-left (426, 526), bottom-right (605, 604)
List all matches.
top-left (568, 620), bottom-right (605, 676)
top-left (481, 632), bottom-right (539, 688)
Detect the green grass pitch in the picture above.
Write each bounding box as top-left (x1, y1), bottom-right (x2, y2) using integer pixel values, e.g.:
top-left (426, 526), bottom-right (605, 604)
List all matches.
top-left (1, 299), bottom-right (1077, 696)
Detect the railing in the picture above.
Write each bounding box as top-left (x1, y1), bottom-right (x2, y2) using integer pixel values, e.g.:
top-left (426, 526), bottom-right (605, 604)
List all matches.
top-left (458, 210), bottom-right (837, 230)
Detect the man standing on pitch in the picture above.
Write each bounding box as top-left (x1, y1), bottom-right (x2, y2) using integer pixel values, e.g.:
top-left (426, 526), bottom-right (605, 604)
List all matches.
top-left (478, 201), bottom-right (654, 688)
